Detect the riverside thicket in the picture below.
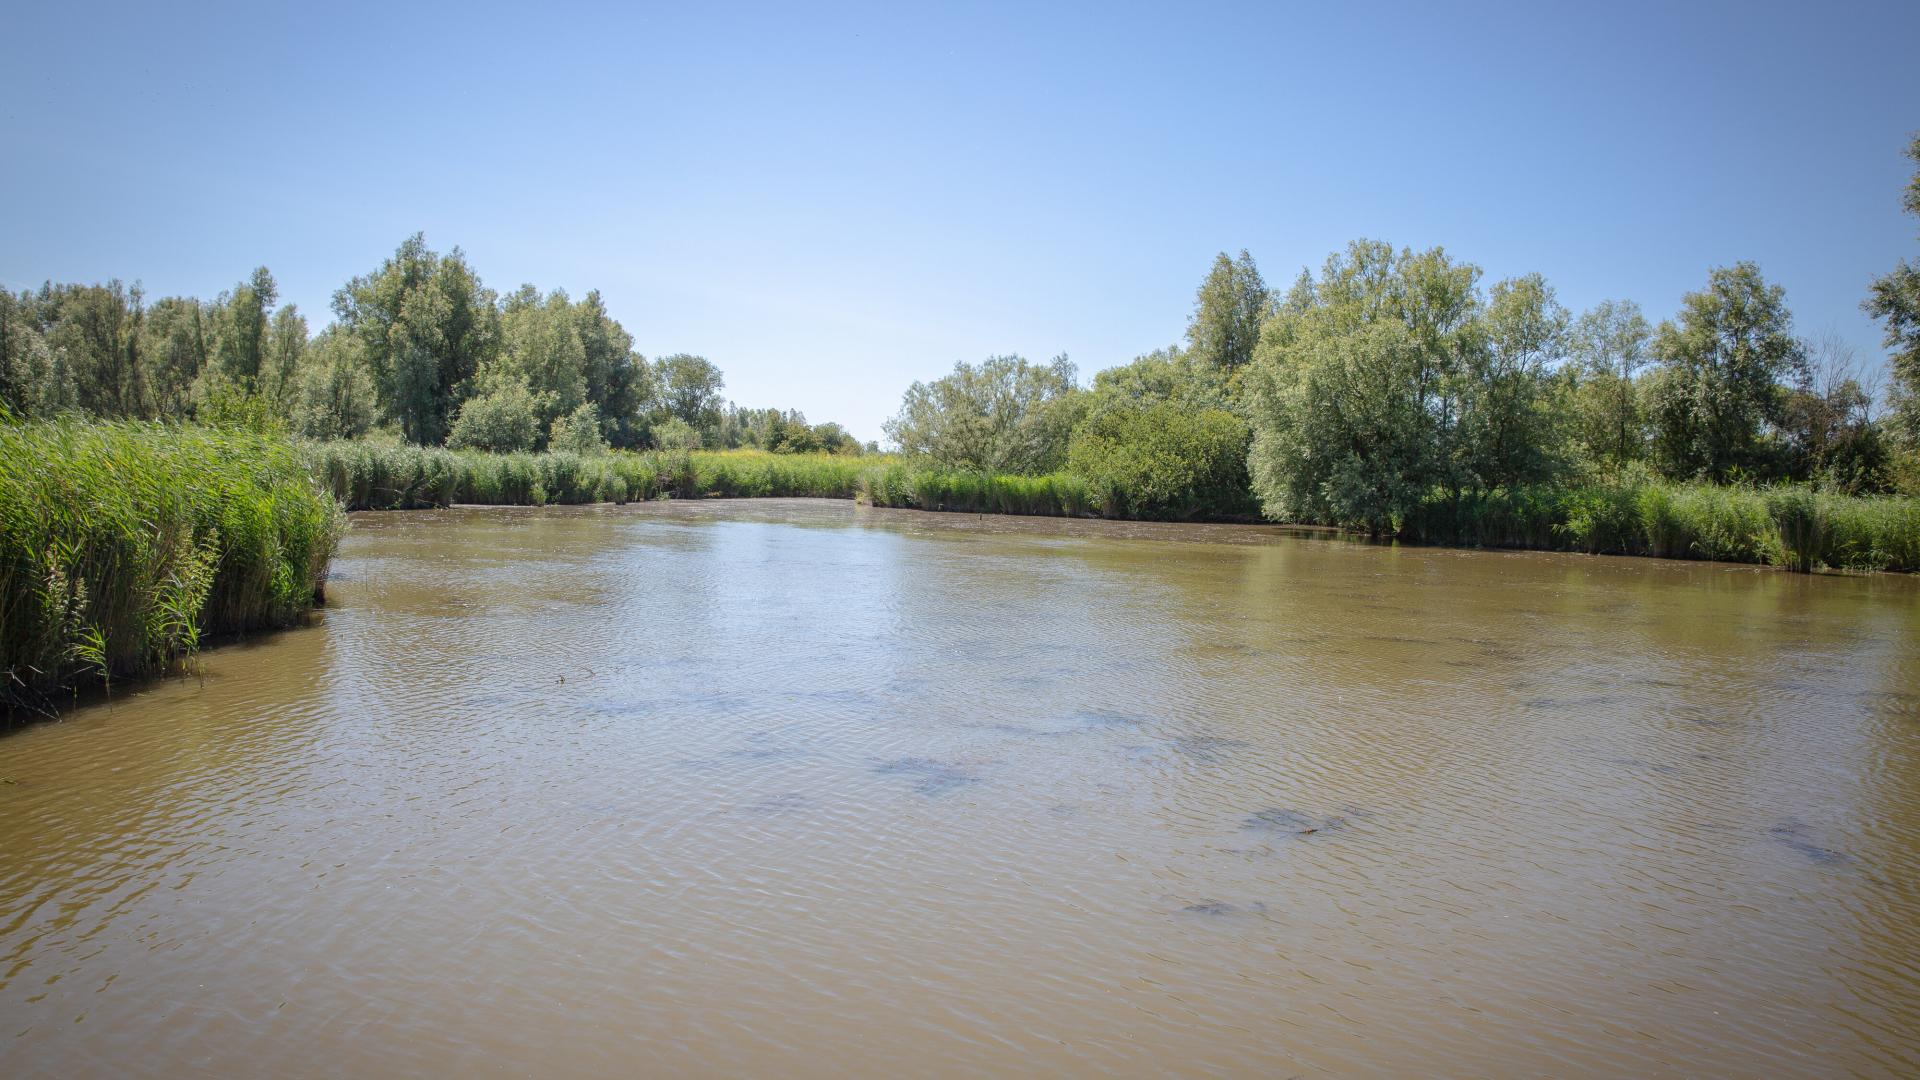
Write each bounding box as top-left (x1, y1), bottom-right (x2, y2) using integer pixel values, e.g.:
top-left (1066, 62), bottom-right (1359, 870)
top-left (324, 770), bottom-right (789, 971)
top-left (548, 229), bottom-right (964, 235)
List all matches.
top-left (1, 419), bottom-right (344, 716)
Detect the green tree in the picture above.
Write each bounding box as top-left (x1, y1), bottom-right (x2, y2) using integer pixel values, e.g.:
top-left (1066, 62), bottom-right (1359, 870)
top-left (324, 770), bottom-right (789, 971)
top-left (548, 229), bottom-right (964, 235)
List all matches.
top-left (1567, 299), bottom-right (1652, 465)
top-left (138, 295), bottom-right (211, 419)
top-left (40, 281), bottom-right (146, 418)
top-left (548, 401), bottom-right (610, 455)
top-left (1244, 241), bottom-right (1481, 532)
top-left (1084, 345), bottom-right (1237, 419)
top-left (1780, 333), bottom-right (1889, 492)
top-left (0, 289), bottom-right (63, 417)
top-left (654, 353), bottom-right (726, 437)
top-left (211, 267), bottom-right (277, 387)
top-left (291, 327), bottom-right (378, 440)
top-left (1245, 241), bottom-right (1570, 533)
top-left (1067, 401), bottom-right (1253, 519)
top-left (1186, 250), bottom-right (1270, 377)
top-left (1645, 263), bottom-right (1804, 481)
top-left (333, 234), bottom-right (500, 444)
top-left (447, 377), bottom-right (541, 452)
top-left (260, 304), bottom-right (307, 410)
top-left (1865, 132), bottom-right (1920, 484)
top-left (574, 290), bottom-right (652, 447)
top-left (1449, 272), bottom-right (1569, 495)
top-left (491, 285), bottom-right (588, 437)
top-left (884, 354), bottom-right (1081, 472)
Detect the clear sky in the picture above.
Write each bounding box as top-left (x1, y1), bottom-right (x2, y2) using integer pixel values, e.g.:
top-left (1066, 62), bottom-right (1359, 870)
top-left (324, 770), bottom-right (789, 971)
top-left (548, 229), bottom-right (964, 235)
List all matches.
top-left (3, 0), bottom-right (1917, 442)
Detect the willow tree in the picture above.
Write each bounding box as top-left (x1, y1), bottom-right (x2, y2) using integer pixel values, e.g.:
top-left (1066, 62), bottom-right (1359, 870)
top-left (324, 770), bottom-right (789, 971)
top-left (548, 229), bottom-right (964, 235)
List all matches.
top-left (1244, 241), bottom-right (1568, 533)
top-left (1645, 263), bottom-right (1804, 481)
top-left (1186, 250), bottom-right (1271, 377)
top-left (1567, 299), bottom-right (1652, 465)
top-left (1866, 133), bottom-right (1920, 480)
top-left (884, 354), bottom-right (1081, 473)
top-left (332, 234), bottom-right (500, 444)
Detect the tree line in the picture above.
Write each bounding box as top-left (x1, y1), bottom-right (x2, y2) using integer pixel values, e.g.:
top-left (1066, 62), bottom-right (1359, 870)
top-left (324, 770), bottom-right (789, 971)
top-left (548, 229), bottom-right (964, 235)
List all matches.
top-left (0, 234), bottom-right (869, 456)
top-left (883, 135), bottom-right (1920, 526)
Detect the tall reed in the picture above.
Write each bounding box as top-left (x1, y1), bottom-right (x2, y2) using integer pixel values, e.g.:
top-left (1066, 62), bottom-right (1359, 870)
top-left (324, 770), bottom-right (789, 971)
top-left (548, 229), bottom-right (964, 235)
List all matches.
top-left (2, 420), bottom-right (345, 716)
top-left (305, 443), bottom-right (866, 510)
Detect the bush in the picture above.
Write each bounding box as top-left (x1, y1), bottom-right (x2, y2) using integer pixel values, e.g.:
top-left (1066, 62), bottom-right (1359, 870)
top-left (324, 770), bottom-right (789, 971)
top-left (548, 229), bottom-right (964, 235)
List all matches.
top-left (447, 381), bottom-right (542, 452)
top-left (1067, 403), bottom-right (1255, 519)
top-left (548, 402), bottom-right (609, 456)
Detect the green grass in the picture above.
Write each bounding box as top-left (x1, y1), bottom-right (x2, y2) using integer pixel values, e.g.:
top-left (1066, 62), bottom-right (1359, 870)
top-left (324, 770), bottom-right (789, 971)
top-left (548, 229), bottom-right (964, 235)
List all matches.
top-left (2, 419), bottom-right (345, 716)
top-left (305, 443), bottom-right (870, 510)
top-left (1398, 473), bottom-right (1920, 572)
top-left (285, 439), bottom-right (1920, 582)
top-left (858, 462), bottom-right (1095, 517)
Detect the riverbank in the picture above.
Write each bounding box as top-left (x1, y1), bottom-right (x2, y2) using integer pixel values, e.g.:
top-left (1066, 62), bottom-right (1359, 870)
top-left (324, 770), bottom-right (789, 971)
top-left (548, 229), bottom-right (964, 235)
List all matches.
top-left (2, 420), bottom-right (344, 717)
top-left (312, 442), bottom-right (1920, 573)
top-left (307, 441), bottom-right (867, 509)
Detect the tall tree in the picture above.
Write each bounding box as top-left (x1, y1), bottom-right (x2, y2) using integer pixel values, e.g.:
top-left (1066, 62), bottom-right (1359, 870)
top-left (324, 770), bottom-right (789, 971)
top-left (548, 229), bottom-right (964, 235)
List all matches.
top-left (138, 295), bottom-right (210, 419)
top-left (884, 354), bottom-right (1080, 472)
top-left (654, 353), bottom-right (726, 436)
top-left (1185, 250), bottom-right (1270, 375)
top-left (1244, 241), bottom-right (1567, 533)
top-left (212, 267), bottom-right (277, 387)
top-left (333, 234), bottom-right (499, 444)
top-left (1567, 299), bottom-right (1652, 465)
top-left (574, 289), bottom-right (652, 447)
top-left (1645, 263), bottom-right (1804, 481)
top-left (1865, 132), bottom-right (1920, 476)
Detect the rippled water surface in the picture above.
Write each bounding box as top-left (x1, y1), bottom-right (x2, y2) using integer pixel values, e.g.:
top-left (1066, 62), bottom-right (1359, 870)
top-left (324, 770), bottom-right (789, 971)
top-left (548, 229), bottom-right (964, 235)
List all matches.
top-left (4, 500), bottom-right (1920, 1077)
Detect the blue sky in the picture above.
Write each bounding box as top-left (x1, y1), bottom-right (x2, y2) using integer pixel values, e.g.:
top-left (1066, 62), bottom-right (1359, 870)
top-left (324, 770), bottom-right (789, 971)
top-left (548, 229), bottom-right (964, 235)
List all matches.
top-left (2, 1), bottom-right (1917, 442)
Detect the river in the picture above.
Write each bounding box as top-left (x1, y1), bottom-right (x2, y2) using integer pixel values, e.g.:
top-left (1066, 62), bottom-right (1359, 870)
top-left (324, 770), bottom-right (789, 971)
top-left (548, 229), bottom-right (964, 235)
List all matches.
top-left (2, 499), bottom-right (1917, 1077)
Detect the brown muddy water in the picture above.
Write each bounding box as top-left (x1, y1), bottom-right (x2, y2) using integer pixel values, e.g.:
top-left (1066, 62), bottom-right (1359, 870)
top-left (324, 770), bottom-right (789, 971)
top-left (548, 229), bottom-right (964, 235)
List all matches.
top-left (3, 499), bottom-right (1919, 1077)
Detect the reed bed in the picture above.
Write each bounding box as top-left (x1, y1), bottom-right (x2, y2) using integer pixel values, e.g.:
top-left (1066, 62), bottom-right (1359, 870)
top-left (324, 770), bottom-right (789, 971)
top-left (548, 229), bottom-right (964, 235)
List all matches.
top-left (858, 463), bottom-right (1095, 517)
top-left (305, 443), bottom-right (868, 510)
top-left (1400, 475), bottom-right (1920, 572)
top-left (2, 419), bottom-right (345, 715)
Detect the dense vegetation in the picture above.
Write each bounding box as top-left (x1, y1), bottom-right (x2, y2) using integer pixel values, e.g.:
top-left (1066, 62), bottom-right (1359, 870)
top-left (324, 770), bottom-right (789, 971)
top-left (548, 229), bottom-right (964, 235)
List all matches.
top-left (1, 419), bottom-right (344, 715)
top-left (861, 134), bottom-right (1920, 569)
top-left (307, 443), bottom-right (866, 510)
top-left (8, 136), bottom-right (1920, 578)
top-left (0, 235), bottom-right (870, 457)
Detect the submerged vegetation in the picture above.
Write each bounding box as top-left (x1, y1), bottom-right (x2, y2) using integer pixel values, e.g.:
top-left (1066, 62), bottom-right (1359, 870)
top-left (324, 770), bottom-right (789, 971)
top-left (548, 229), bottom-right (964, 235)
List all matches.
top-left (1, 419), bottom-right (343, 716)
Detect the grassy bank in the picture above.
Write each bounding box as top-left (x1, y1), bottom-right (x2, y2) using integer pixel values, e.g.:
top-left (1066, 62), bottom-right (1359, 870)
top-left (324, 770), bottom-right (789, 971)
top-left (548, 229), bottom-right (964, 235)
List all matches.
top-left (305, 443), bottom-right (869, 510)
top-left (1399, 476), bottom-right (1920, 572)
top-left (2, 420), bottom-right (345, 716)
top-left (855, 462), bottom-right (1260, 521)
top-left (861, 461), bottom-right (1920, 573)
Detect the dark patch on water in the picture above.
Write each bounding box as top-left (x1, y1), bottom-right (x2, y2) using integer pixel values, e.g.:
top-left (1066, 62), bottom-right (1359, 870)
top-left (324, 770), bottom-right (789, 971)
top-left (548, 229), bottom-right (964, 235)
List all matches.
top-left (1608, 756), bottom-right (1680, 776)
top-left (1170, 735), bottom-right (1251, 763)
top-left (1077, 710), bottom-right (1150, 729)
top-left (1243, 808), bottom-right (1349, 835)
top-left (874, 757), bottom-right (977, 796)
top-left (1180, 899), bottom-right (1268, 917)
top-left (1769, 820), bottom-right (1849, 865)
top-left (1523, 694), bottom-right (1623, 710)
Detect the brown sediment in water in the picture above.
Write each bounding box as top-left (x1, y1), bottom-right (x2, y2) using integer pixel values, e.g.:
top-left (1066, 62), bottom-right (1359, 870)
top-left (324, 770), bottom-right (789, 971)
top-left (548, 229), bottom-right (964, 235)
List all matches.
top-left (2, 499), bottom-right (1917, 1076)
